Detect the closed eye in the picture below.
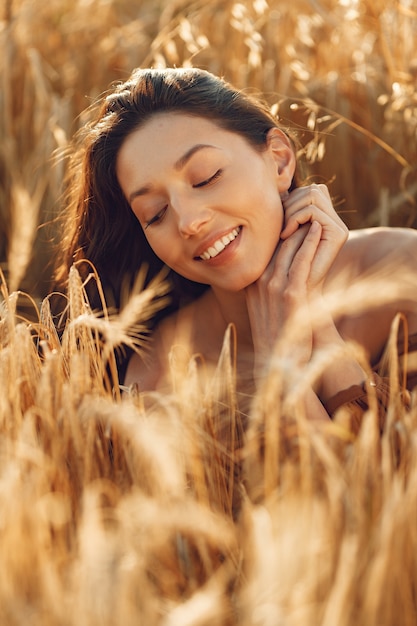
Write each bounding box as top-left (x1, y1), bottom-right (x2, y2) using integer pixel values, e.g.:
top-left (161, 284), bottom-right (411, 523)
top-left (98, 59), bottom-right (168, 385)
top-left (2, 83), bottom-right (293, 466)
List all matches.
top-left (144, 206), bottom-right (167, 229)
top-left (193, 169), bottom-right (222, 189)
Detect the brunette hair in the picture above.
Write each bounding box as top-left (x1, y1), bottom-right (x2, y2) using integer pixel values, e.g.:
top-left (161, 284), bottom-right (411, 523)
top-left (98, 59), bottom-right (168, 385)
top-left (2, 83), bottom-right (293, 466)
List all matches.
top-left (55, 67), bottom-right (300, 314)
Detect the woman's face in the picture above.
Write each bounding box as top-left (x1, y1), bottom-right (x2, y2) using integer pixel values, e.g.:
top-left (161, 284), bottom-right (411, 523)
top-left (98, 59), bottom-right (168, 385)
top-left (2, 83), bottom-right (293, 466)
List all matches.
top-left (116, 112), bottom-right (294, 292)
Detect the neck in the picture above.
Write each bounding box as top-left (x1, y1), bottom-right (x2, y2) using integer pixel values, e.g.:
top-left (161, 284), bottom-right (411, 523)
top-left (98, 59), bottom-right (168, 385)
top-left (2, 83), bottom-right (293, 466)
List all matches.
top-left (210, 286), bottom-right (252, 346)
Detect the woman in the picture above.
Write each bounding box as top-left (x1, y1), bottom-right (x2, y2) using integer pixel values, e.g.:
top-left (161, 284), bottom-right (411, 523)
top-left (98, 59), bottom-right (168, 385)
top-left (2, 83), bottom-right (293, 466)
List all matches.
top-left (55, 67), bottom-right (417, 426)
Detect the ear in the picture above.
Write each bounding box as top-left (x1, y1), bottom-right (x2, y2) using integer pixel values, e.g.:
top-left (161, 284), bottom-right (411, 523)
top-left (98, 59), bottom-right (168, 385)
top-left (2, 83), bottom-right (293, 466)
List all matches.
top-left (266, 128), bottom-right (296, 193)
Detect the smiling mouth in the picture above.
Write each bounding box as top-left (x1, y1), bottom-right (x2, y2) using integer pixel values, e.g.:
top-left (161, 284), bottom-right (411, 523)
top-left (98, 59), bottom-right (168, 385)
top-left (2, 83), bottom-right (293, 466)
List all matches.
top-left (196, 227), bottom-right (242, 260)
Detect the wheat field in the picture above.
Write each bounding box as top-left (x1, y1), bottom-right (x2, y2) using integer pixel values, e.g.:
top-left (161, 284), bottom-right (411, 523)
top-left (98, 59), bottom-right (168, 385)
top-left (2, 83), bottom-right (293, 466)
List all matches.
top-left (0, 0), bottom-right (417, 624)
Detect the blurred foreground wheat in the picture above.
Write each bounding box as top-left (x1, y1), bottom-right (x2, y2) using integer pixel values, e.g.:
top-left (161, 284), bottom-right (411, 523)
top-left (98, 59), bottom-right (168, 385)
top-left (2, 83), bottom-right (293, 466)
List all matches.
top-left (0, 266), bottom-right (416, 625)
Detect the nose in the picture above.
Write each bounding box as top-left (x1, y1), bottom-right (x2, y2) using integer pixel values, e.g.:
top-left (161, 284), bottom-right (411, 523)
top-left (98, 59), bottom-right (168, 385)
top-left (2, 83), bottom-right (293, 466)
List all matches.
top-left (172, 192), bottom-right (212, 237)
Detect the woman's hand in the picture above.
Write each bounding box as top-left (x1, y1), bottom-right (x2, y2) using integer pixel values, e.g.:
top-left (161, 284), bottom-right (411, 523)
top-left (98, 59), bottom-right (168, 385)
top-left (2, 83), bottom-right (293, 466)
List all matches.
top-left (245, 218), bottom-right (330, 421)
top-left (280, 184), bottom-right (348, 290)
top-left (245, 184), bottom-right (349, 394)
top-left (246, 183), bottom-right (369, 418)
top-left (245, 220), bottom-right (322, 379)
top-left (244, 183), bottom-right (377, 423)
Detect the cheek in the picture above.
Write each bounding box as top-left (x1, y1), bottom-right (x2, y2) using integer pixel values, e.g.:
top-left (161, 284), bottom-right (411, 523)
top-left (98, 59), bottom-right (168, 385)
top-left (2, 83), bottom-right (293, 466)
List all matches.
top-left (253, 194), bottom-right (284, 237)
top-left (144, 233), bottom-right (181, 270)
top-left (249, 175), bottom-right (283, 212)
top-left (145, 238), bottom-right (167, 263)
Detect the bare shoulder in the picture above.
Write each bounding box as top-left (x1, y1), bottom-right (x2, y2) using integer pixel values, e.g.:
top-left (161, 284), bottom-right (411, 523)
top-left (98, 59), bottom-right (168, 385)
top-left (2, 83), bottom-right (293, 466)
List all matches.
top-left (330, 226), bottom-right (417, 281)
top-left (345, 226), bottom-right (417, 269)
top-left (329, 226), bottom-right (417, 357)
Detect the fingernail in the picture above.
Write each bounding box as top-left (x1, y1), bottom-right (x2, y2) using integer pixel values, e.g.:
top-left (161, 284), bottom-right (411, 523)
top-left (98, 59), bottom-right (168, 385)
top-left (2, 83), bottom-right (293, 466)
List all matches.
top-left (310, 220), bottom-right (320, 232)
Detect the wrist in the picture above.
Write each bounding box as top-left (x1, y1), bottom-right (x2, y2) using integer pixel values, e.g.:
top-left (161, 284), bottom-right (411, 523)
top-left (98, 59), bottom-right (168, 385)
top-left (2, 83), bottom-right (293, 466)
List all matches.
top-left (309, 312), bottom-right (368, 403)
top-left (319, 358), bottom-right (367, 405)
top-left (308, 292), bottom-right (340, 346)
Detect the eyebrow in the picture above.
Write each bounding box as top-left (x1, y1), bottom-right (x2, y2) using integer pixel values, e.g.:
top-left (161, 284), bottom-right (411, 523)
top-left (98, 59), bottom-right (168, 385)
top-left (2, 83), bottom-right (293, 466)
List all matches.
top-left (128, 143), bottom-right (216, 204)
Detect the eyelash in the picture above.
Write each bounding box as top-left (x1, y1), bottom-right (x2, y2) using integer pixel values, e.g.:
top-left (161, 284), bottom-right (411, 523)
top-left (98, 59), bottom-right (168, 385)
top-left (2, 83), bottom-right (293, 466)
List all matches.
top-left (145, 207), bottom-right (167, 229)
top-left (144, 169), bottom-right (222, 229)
top-left (193, 169), bottom-right (222, 188)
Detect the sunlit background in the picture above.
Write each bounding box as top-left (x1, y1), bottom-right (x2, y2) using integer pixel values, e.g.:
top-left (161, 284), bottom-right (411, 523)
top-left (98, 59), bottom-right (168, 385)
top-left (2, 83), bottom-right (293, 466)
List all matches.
top-left (0, 2), bottom-right (416, 624)
top-left (1, 0), bottom-right (416, 298)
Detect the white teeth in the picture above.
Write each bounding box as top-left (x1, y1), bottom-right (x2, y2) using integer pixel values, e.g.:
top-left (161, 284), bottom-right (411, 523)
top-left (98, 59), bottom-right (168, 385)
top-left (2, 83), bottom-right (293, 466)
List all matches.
top-left (199, 227), bottom-right (240, 260)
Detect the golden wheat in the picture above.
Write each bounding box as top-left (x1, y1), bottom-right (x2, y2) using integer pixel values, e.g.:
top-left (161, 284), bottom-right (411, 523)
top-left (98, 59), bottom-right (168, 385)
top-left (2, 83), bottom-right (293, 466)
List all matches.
top-left (0, 1), bottom-right (417, 624)
top-left (0, 264), bottom-right (415, 624)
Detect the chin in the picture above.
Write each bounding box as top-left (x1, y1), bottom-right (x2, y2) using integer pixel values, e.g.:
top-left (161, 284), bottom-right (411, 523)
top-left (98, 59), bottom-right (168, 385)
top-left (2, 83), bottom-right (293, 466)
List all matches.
top-left (221, 271), bottom-right (265, 293)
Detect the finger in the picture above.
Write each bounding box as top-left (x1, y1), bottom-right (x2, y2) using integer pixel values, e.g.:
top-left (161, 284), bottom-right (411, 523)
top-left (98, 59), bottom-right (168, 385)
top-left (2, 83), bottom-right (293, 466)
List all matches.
top-left (281, 207), bottom-right (347, 239)
top-left (265, 223), bottom-right (310, 279)
top-left (281, 184), bottom-right (345, 237)
top-left (281, 194), bottom-right (347, 242)
top-left (283, 184), bottom-right (331, 213)
top-left (283, 185), bottom-right (343, 226)
top-left (283, 186), bottom-right (331, 225)
top-left (287, 220), bottom-right (322, 287)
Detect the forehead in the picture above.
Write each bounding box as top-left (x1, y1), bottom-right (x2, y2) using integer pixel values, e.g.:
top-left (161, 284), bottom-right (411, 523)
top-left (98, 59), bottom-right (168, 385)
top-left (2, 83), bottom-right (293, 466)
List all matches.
top-left (116, 112), bottom-right (249, 181)
top-left (120, 112), bottom-right (228, 155)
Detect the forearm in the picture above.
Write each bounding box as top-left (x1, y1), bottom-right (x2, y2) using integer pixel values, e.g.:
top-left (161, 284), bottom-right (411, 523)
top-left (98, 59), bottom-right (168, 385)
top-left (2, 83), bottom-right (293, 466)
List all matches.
top-left (312, 305), bottom-right (367, 405)
top-left (300, 386), bottom-right (332, 422)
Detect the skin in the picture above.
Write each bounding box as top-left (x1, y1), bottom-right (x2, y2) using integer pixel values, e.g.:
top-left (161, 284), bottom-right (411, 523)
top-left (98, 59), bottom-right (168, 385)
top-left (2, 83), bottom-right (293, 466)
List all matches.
top-left (117, 114), bottom-right (289, 291)
top-left (116, 112), bottom-right (417, 418)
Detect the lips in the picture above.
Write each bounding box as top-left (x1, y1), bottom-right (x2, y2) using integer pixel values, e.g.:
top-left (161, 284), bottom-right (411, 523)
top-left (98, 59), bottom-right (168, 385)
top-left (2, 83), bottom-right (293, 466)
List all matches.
top-left (196, 227), bottom-right (241, 260)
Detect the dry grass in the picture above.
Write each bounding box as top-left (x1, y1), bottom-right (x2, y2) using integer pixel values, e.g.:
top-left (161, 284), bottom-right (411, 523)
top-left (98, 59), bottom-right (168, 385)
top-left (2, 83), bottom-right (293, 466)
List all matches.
top-left (0, 265), bottom-right (416, 625)
top-left (0, 0), bottom-right (417, 624)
